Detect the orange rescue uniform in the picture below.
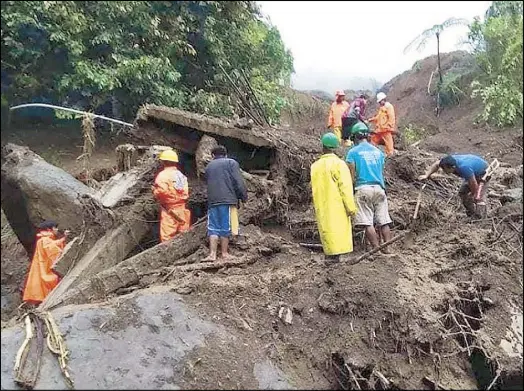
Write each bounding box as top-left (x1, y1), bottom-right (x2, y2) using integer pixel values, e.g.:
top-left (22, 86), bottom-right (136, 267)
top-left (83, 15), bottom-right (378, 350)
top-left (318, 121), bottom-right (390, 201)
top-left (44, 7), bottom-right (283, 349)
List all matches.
top-left (369, 102), bottom-right (396, 156)
top-left (328, 101), bottom-right (350, 141)
top-left (152, 166), bottom-right (191, 242)
top-left (23, 230), bottom-right (65, 303)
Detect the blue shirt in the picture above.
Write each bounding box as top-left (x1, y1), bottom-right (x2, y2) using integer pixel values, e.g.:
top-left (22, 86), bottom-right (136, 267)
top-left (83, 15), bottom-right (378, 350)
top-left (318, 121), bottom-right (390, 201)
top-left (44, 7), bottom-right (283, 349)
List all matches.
top-left (452, 154), bottom-right (488, 180)
top-left (345, 141), bottom-right (386, 189)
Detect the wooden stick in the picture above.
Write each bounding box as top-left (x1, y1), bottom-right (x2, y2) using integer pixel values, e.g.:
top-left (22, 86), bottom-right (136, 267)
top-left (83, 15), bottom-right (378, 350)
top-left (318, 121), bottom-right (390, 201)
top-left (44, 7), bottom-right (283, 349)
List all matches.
top-left (299, 243), bottom-right (323, 250)
top-left (413, 184), bottom-right (427, 220)
top-left (240, 69), bottom-right (271, 126)
top-left (14, 315), bottom-right (33, 374)
top-left (349, 232), bottom-right (408, 264)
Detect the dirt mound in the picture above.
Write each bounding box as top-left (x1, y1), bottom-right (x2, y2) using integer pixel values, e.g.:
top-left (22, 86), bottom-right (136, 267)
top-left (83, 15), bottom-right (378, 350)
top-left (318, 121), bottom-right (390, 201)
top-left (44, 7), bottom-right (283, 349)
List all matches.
top-left (365, 51), bottom-right (523, 165)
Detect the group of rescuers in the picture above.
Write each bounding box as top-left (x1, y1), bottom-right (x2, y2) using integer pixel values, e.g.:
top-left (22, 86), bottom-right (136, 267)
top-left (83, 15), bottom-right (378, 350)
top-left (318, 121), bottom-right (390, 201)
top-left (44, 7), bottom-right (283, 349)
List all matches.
top-left (21, 90), bottom-right (492, 304)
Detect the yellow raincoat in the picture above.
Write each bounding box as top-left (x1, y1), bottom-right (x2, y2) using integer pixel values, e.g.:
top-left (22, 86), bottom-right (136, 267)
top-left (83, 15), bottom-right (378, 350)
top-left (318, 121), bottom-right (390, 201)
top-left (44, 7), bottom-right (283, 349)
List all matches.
top-left (311, 153), bottom-right (357, 255)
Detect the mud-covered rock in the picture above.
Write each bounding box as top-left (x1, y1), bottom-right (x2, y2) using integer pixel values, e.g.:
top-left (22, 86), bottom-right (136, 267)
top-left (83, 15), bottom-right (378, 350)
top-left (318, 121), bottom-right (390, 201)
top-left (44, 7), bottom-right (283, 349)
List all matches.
top-left (195, 135), bottom-right (218, 178)
top-left (1, 144), bottom-right (96, 253)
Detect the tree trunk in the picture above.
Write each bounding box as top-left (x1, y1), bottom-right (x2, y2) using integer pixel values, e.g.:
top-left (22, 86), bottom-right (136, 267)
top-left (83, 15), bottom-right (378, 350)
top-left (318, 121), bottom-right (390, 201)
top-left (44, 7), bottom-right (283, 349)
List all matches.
top-left (436, 32), bottom-right (442, 117)
top-left (436, 33), bottom-right (443, 85)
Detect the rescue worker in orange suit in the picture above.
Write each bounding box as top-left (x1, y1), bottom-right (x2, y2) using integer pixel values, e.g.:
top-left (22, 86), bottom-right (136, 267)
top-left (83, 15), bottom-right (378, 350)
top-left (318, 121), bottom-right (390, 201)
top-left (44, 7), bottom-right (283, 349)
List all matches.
top-left (22, 221), bottom-right (69, 304)
top-left (152, 149), bottom-right (191, 242)
top-left (368, 92), bottom-right (397, 156)
top-left (327, 90), bottom-right (350, 143)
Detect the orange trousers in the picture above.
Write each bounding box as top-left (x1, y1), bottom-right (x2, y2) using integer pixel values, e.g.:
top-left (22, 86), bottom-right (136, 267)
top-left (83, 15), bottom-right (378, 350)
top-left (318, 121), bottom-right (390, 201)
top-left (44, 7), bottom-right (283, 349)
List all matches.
top-left (160, 206), bottom-right (191, 242)
top-left (371, 132), bottom-right (395, 156)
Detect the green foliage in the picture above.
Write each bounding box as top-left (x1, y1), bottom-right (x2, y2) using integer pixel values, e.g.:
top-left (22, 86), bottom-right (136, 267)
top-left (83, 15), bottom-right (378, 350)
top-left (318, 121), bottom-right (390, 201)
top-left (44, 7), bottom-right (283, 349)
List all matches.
top-left (412, 60), bottom-right (422, 72)
top-left (439, 72), bottom-right (465, 107)
top-left (1, 1), bottom-right (294, 123)
top-left (468, 1), bottom-right (523, 127)
top-left (401, 123), bottom-right (427, 145)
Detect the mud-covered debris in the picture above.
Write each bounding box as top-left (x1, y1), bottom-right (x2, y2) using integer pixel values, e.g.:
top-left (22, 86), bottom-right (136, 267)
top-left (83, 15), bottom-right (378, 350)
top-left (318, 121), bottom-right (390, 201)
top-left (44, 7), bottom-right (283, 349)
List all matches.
top-left (176, 285), bottom-right (194, 295)
top-left (501, 188), bottom-right (523, 203)
top-left (195, 135), bottom-right (218, 178)
top-left (233, 117), bottom-right (254, 130)
top-left (317, 291), bottom-right (350, 315)
top-left (278, 306), bottom-right (293, 325)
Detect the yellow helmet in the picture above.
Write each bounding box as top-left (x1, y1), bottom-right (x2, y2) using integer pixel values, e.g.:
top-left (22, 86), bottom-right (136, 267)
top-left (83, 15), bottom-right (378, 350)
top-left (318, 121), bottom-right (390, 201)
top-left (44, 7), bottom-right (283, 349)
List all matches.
top-left (158, 149), bottom-right (179, 163)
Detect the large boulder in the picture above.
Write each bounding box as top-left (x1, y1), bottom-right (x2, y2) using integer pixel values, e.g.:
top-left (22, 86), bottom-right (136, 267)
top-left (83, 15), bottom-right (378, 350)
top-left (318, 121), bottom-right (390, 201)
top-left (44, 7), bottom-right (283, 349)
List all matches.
top-left (1, 144), bottom-right (94, 253)
top-left (1, 287), bottom-right (298, 390)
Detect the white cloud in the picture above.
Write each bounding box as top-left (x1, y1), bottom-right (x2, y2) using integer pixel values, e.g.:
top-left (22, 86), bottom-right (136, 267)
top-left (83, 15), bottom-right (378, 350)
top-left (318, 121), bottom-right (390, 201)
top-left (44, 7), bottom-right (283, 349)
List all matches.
top-left (258, 1), bottom-right (491, 93)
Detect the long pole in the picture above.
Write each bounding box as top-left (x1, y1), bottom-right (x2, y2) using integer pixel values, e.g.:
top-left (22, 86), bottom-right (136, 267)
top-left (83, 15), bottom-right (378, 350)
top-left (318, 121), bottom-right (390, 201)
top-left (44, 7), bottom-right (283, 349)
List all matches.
top-left (9, 103), bottom-right (134, 127)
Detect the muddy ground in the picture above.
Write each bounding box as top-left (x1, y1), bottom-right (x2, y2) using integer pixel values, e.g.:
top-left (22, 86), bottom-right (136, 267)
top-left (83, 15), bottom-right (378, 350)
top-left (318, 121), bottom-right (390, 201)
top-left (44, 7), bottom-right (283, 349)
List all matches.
top-left (2, 140), bottom-right (522, 389)
top-left (1, 60), bottom-right (523, 389)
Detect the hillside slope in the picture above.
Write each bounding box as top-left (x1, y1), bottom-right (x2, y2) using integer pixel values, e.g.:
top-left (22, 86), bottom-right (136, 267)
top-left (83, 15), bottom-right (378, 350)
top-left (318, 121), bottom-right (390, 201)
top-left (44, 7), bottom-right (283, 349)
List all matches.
top-left (370, 51), bottom-right (522, 164)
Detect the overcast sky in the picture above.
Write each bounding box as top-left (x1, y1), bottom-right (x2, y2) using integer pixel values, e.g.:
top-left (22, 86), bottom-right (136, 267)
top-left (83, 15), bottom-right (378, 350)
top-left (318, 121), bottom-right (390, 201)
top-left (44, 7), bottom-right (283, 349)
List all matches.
top-left (257, 1), bottom-right (492, 93)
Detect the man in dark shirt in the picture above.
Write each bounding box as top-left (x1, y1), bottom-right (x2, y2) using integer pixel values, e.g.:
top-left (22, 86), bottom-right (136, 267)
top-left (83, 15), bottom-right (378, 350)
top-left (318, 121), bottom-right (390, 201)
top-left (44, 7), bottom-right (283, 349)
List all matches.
top-left (203, 145), bottom-right (248, 261)
top-left (342, 94), bottom-right (369, 143)
top-left (419, 154), bottom-right (489, 217)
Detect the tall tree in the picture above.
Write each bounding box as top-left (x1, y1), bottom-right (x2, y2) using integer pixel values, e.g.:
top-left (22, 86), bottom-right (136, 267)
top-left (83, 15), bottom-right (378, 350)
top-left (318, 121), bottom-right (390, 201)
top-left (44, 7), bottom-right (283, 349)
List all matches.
top-left (403, 17), bottom-right (469, 114)
top-left (1, 1), bottom-right (294, 123)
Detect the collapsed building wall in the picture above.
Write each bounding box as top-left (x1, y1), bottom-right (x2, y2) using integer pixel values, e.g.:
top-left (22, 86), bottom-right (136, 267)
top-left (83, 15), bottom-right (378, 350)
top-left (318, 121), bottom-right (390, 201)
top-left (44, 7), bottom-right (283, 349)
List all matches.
top-left (132, 104), bottom-right (321, 222)
top-left (2, 105), bottom-right (318, 312)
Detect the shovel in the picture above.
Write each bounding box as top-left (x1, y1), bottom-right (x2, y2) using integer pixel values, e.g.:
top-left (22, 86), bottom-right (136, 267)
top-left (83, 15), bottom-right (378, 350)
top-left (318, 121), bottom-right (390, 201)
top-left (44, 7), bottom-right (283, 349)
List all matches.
top-left (475, 159), bottom-right (500, 202)
top-left (403, 183), bottom-right (426, 248)
top-left (348, 184), bottom-right (426, 264)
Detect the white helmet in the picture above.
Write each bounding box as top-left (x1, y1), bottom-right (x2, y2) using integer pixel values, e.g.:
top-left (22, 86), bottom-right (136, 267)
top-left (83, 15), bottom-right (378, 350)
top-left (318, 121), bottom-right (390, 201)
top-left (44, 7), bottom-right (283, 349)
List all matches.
top-left (376, 92), bottom-right (387, 103)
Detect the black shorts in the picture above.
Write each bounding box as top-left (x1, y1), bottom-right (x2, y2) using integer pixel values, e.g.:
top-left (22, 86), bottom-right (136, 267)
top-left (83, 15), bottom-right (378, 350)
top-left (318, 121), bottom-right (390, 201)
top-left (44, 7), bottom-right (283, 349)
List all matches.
top-left (342, 117), bottom-right (358, 140)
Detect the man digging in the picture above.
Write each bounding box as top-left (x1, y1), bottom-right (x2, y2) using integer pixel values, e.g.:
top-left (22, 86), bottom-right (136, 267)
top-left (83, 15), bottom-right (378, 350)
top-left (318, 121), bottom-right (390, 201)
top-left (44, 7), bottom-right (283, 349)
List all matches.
top-left (418, 154), bottom-right (492, 218)
top-left (203, 145), bottom-right (248, 262)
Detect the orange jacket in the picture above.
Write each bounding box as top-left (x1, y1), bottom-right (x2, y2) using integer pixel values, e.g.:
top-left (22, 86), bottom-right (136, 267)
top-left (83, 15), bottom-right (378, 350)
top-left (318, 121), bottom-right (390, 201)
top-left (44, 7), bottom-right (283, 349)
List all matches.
top-left (23, 230), bottom-right (65, 303)
top-left (328, 101), bottom-right (350, 128)
top-left (152, 166), bottom-right (189, 210)
top-left (369, 102), bottom-right (396, 133)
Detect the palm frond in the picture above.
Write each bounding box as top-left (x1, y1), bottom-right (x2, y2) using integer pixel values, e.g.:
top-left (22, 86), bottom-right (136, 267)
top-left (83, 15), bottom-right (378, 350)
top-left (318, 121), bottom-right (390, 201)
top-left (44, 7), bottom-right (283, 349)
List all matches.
top-left (441, 17), bottom-right (469, 28)
top-left (404, 17), bottom-right (470, 55)
top-left (404, 27), bottom-right (438, 54)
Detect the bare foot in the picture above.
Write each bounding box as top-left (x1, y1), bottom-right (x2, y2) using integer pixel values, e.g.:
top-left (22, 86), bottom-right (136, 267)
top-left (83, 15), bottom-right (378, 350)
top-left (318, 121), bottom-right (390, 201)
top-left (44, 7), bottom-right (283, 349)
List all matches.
top-left (221, 253), bottom-right (236, 261)
top-left (202, 255), bottom-right (217, 262)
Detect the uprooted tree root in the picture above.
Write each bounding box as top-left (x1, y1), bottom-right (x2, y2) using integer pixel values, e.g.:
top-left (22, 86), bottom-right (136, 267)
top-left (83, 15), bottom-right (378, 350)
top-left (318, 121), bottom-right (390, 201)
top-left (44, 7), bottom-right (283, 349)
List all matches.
top-left (331, 353), bottom-right (399, 390)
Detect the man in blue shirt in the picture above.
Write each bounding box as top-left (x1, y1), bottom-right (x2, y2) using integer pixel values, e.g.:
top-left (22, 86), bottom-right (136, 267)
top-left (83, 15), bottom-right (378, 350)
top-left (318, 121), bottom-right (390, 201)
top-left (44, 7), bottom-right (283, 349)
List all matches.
top-left (346, 122), bottom-right (393, 251)
top-left (418, 154), bottom-right (489, 217)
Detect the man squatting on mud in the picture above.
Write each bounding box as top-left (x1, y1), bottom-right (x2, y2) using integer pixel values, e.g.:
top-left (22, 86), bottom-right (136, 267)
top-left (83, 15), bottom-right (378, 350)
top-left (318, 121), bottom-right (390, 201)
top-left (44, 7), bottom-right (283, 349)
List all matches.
top-left (203, 145), bottom-right (248, 261)
top-left (419, 154), bottom-right (490, 218)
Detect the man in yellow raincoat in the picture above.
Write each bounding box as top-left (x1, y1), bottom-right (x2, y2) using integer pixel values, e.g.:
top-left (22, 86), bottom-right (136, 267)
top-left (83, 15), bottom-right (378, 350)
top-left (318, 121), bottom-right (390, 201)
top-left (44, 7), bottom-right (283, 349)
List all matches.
top-left (311, 132), bottom-right (357, 262)
top-left (23, 221), bottom-right (69, 304)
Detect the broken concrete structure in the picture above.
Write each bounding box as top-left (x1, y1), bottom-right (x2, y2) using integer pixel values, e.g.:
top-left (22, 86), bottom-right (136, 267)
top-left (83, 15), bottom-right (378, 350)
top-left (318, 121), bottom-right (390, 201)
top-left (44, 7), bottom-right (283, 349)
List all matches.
top-left (1, 144), bottom-right (97, 253)
top-left (2, 105), bottom-right (522, 390)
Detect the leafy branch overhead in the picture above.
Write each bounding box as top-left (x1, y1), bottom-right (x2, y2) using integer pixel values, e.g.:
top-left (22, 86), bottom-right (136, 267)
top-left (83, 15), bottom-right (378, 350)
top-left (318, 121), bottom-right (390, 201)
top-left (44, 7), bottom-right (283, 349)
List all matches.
top-left (1, 1), bottom-right (294, 123)
top-left (468, 1), bottom-right (523, 127)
